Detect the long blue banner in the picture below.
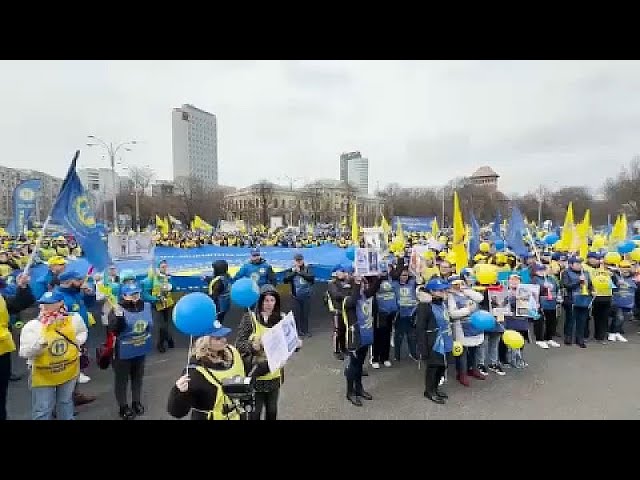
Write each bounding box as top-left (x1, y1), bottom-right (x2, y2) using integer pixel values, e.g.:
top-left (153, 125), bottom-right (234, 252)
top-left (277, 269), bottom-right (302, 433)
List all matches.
top-left (27, 244), bottom-right (352, 292)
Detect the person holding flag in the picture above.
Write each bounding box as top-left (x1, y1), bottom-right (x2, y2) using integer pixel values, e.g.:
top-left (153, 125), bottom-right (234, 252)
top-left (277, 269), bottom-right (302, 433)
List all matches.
top-left (32, 256), bottom-right (66, 300)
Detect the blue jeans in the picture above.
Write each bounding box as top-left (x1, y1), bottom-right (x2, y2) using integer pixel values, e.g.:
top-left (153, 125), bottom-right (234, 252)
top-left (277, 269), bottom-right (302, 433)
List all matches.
top-left (31, 377), bottom-right (77, 420)
top-left (394, 316), bottom-right (416, 360)
top-left (564, 305), bottom-right (588, 344)
top-left (477, 332), bottom-right (500, 366)
top-left (293, 296), bottom-right (311, 334)
top-left (610, 308), bottom-right (633, 334)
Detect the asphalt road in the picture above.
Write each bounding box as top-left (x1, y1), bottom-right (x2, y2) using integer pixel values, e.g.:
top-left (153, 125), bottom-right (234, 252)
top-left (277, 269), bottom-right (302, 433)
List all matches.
top-left (7, 287), bottom-right (640, 420)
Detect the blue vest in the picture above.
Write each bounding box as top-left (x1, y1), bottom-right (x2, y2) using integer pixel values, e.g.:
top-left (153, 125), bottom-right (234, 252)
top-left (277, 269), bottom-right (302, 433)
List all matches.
top-left (356, 296), bottom-right (374, 347)
top-left (293, 274), bottom-right (312, 299)
top-left (534, 276), bottom-right (558, 311)
top-left (117, 303), bottom-right (153, 360)
top-left (431, 303), bottom-right (453, 354)
top-left (376, 280), bottom-right (398, 314)
top-left (394, 279), bottom-right (417, 318)
top-left (565, 269), bottom-right (592, 308)
top-left (613, 276), bottom-right (636, 310)
top-left (451, 291), bottom-right (482, 337)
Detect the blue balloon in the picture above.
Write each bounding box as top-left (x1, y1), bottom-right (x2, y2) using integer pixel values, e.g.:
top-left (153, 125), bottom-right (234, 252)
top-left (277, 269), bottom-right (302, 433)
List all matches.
top-left (494, 239), bottom-right (505, 251)
top-left (469, 310), bottom-right (497, 331)
top-left (172, 292), bottom-right (217, 336)
top-left (617, 240), bottom-right (635, 254)
top-left (544, 234), bottom-right (559, 246)
top-left (345, 246), bottom-right (356, 261)
top-left (230, 277), bottom-right (260, 308)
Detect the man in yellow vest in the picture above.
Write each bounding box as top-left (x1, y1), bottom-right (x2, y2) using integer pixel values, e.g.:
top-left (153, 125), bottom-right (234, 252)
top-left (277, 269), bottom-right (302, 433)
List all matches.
top-left (0, 273), bottom-right (35, 421)
top-left (583, 252), bottom-right (616, 342)
top-left (19, 290), bottom-right (88, 420)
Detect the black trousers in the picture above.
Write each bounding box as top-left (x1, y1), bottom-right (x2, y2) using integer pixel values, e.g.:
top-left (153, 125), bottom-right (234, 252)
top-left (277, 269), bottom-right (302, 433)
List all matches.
top-left (253, 387), bottom-right (280, 420)
top-left (372, 313), bottom-right (394, 362)
top-left (293, 297), bottom-right (311, 335)
top-left (153, 307), bottom-right (174, 346)
top-left (332, 314), bottom-right (346, 354)
top-left (540, 309), bottom-right (558, 341)
top-left (345, 346), bottom-right (368, 394)
top-left (112, 356), bottom-right (145, 408)
top-left (0, 352), bottom-right (10, 421)
top-left (425, 366), bottom-right (446, 396)
top-left (591, 301), bottom-right (611, 341)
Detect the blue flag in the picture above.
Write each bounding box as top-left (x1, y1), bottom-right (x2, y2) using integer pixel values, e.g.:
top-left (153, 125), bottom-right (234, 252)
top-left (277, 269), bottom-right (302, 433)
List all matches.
top-left (469, 212), bottom-right (481, 259)
top-left (50, 151), bottom-right (111, 271)
top-left (492, 211), bottom-right (502, 239)
top-left (506, 206), bottom-right (528, 258)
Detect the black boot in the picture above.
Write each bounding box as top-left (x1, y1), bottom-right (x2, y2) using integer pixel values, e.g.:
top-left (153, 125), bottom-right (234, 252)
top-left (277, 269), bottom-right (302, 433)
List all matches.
top-left (119, 405), bottom-right (135, 420)
top-left (346, 380), bottom-right (362, 407)
top-left (167, 337), bottom-right (175, 349)
top-left (355, 381), bottom-right (373, 400)
top-left (132, 402), bottom-right (145, 416)
top-left (157, 339), bottom-right (167, 353)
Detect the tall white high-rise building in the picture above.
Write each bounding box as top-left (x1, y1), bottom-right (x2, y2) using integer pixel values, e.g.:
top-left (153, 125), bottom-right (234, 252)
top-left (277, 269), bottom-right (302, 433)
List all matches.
top-left (172, 104), bottom-right (218, 187)
top-left (339, 151), bottom-right (369, 194)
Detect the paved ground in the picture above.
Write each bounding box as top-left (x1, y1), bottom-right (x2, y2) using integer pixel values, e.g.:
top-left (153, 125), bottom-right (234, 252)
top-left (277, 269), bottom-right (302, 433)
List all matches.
top-left (7, 287), bottom-right (640, 420)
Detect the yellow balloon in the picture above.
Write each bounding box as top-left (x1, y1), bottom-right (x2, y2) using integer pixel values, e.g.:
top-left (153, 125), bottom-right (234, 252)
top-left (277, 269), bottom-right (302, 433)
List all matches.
top-left (502, 329), bottom-right (524, 349)
top-left (445, 252), bottom-right (457, 265)
top-left (604, 251), bottom-right (621, 266)
top-left (475, 263), bottom-right (498, 285)
top-left (479, 242), bottom-right (490, 253)
top-left (452, 341), bottom-right (464, 357)
top-left (631, 248), bottom-right (640, 262)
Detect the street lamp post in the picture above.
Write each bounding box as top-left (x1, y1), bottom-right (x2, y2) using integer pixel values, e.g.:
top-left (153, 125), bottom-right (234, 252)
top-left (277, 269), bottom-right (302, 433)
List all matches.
top-left (87, 136), bottom-right (138, 230)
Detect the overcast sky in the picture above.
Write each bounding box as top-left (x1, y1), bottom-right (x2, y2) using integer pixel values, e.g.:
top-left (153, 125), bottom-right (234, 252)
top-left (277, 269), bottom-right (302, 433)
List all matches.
top-left (1, 60), bottom-right (639, 195)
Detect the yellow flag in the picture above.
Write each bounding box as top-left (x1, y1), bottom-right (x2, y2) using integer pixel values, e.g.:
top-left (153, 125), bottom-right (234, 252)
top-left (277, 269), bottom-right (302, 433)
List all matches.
top-left (351, 203), bottom-right (359, 242)
top-left (558, 202), bottom-right (574, 251)
top-left (431, 218), bottom-right (439, 238)
top-left (381, 214), bottom-right (391, 235)
top-left (395, 218), bottom-right (405, 244)
top-left (452, 192), bottom-right (468, 271)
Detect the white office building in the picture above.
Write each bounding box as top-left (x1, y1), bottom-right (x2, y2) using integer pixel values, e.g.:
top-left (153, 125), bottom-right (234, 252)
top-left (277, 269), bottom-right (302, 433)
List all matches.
top-left (172, 104), bottom-right (218, 187)
top-left (339, 151), bottom-right (369, 194)
top-left (77, 168), bottom-right (121, 201)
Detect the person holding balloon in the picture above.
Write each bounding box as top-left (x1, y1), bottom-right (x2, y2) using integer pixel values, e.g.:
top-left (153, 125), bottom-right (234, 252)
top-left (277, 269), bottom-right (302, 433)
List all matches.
top-left (107, 283), bottom-right (153, 420)
top-left (415, 277), bottom-right (453, 404)
top-left (447, 276), bottom-right (485, 385)
top-left (235, 285), bottom-right (288, 420)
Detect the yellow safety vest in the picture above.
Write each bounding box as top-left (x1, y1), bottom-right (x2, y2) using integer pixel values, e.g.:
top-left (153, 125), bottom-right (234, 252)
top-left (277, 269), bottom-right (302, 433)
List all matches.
top-left (584, 265), bottom-right (613, 297)
top-left (56, 246), bottom-right (70, 257)
top-left (0, 296), bottom-right (15, 356)
top-left (194, 346), bottom-right (245, 420)
top-left (31, 316), bottom-right (80, 387)
top-left (40, 247), bottom-right (56, 261)
top-left (71, 247), bottom-right (82, 257)
top-left (152, 274), bottom-right (175, 310)
top-left (208, 276), bottom-right (221, 296)
top-left (250, 312), bottom-right (282, 381)
top-left (421, 266), bottom-right (440, 283)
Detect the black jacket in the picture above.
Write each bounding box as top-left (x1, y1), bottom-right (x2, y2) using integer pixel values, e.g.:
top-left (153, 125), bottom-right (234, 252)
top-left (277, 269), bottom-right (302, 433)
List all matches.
top-left (4, 284), bottom-right (35, 315)
top-left (327, 278), bottom-right (353, 313)
top-left (167, 349), bottom-right (240, 420)
top-left (283, 265), bottom-right (315, 297)
top-left (342, 277), bottom-right (381, 351)
top-left (415, 299), bottom-right (446, 365)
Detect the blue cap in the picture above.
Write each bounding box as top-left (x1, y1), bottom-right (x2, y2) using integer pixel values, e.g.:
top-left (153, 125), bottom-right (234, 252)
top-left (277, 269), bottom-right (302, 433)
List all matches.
top-left (333, 264), bottom-right (353, 274)
top-left (250, 248), bottom-right (261, 256)
top-left (425, 277), bottom-right (450, 291)
top-left (533, 263), bottom-right (547, 272)
top-left (120, 284), bottom-right (142, 296)
top-left (59, 270), bottom-right (83, 282)
top-left (522, 252), bottom-right (534, 259)
top-left (568, 256), bottom-right (582, 264)
top-left (587, 251), bottom-right (602, 260)
top-left (38, 291), bottom-right (66, 304)
top-left (209, 319), bottom-right (231, 338)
